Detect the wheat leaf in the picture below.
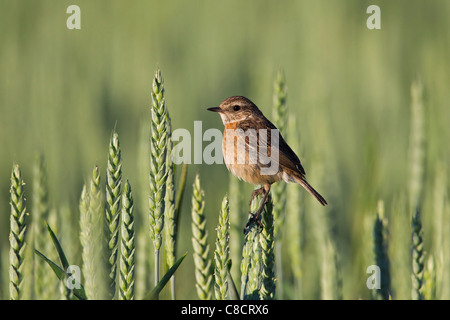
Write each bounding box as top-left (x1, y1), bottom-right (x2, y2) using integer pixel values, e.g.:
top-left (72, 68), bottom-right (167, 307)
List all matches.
top-left (145, 252), bottom-right (187, 300)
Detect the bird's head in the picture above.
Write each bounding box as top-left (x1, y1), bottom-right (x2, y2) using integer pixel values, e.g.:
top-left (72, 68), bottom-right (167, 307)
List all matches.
top-left (208, 96), bottom-right (263, 125)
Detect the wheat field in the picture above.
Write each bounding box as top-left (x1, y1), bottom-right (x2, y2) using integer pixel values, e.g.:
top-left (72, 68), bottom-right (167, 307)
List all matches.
top-left (1, 1), bottom-right (449, 300)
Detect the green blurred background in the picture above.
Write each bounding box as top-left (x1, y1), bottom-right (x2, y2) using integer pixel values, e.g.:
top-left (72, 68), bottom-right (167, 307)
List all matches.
top-left (1, 0), bottom-right (449, 299)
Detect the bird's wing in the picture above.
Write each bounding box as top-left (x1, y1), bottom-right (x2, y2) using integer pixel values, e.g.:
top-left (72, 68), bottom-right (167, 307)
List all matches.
top-left (235, 119), bottom-right (306, 175)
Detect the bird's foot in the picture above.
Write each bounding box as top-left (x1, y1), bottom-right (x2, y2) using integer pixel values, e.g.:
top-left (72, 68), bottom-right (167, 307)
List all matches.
top-left (243, 209), bottom-right (264, 234)
top-left (244, 185), bottom-right (271, 234)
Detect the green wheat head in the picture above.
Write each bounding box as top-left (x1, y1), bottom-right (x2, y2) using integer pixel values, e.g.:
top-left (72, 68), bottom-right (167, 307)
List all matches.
top-left (228, 175), bottom-right (243, 286)
top-left (32, 154), bottom-right (59, 299)
top-left (240, 217), bottom-right (257, 300)
top-left (214, 195), bottom-right (230, 300)
top-left (105, 131), bottom-right (122, 298)
top-left (149, 69), bottom-right (168, 255)
top-left (9, 164), bottom-right (28, 300)
top-left (270, 70), bottom-right (288, 298)
top-left (79, 166), bottom-right (107, 299)
top-left (259, 197), bottom-right (275, 300)
top-left (31, 154), bottom-right (48, 299)
top-left (432, 161), bottom-right (448, 300)
top-left (164, 110), bottom-right (177, 299)
top-left (119, 179), bottom-right (135, 300)
top-left (423, 255), bottom-right (436, 300)
top-left (309, 160), bottom-right (342, 300)
top-left (240, 191), bottom-right (275, 300)
top-left (411, 208), bottom-right (425, 300)
top-left (271, 69), bottom-right (288, 241)
top-left (191, 173), bottom-right (213, 300)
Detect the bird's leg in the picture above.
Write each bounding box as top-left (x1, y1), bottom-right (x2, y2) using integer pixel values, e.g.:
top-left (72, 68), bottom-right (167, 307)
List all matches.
top-left (249, 186), bottom-right (265, 208)
top-left (253, 186), bottom-right (270, 223)
top-left (244, 184), bottom-right (271, 233)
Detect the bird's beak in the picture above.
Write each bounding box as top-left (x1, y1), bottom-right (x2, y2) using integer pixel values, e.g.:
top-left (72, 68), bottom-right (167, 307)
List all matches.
top-left (207, 106), bottom-right (222, 113)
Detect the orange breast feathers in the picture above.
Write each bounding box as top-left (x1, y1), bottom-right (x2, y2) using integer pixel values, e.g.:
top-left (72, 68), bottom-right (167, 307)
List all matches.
top-left (222, 123), bottom-right (280, 185)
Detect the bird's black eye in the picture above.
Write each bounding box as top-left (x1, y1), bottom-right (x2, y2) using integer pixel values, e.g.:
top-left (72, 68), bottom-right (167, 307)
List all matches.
top-left (233, 105), bottom-right (241, 111)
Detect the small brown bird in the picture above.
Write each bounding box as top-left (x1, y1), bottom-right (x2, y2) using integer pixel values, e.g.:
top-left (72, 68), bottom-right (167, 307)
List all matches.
top-left (208, 96), bottom-right (327, 229)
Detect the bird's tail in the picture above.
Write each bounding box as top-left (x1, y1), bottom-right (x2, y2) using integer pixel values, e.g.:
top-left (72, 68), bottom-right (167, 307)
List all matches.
top-left (292, 174), bottom-right (328, 206)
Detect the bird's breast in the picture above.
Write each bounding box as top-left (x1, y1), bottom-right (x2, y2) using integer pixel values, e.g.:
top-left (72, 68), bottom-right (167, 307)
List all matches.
top-left (222, 126), bottom-right (282, 185)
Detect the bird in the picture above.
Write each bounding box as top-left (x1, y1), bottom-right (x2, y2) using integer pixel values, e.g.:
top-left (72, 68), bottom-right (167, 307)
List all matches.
top-left (208, 96), bottom-right (327, 231)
